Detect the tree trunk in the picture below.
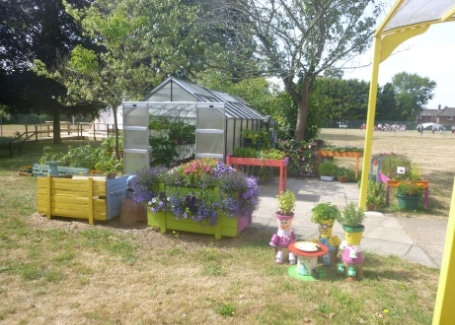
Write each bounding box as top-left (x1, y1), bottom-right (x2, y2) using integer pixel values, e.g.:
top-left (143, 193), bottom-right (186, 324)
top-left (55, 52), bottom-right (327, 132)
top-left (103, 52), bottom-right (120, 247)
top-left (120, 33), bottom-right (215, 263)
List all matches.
top-left (52, 111), bottom-right (61, 144)
top-left (294, 78), bottom-right (311, 143)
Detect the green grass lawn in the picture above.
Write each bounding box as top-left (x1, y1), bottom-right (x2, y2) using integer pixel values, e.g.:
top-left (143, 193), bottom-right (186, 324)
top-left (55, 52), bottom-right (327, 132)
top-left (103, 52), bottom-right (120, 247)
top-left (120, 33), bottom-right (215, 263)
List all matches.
top-left (0, 130), bottom-right (443, 324)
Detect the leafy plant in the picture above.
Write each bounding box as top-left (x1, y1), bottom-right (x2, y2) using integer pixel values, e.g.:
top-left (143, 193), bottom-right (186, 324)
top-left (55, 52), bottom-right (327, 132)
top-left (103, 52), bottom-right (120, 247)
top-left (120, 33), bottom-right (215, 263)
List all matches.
top-left (366, 180), bottom-right (387, 208)
top-left (337, 203), bottom-right (366, 228)
top-left (311, 202), bottom-right (340, 223)
top-left (277, 190), bottom-right (296, 216)
top-left (241, 128), bottom-right (272, 148)
top-left (149, 136), bottom-right (178, 167)
top-left (377, 153), bottom-right (416, 180)
top-left (277, 138), bottom-right (317, 177)
top-left (337, 167), bottom-right (355, 181)
top-left (318, 160), bottom-right (338, 176)
top-left (396, 181), bottom-right (424, 197)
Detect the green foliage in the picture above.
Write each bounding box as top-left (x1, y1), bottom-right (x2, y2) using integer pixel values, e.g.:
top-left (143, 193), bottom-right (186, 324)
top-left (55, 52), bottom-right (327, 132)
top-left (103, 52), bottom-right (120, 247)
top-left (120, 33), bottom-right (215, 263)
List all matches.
top-left (311, 77), bottom-right (370, 122)
top-left (378, 153), bottom-right (419, 180)
top-left (242, 128), bottom-right (272, 148)
top-left (277, 190), bottom-right (296, 215)
top-left (277, 139), bottom-right (317, 177)
top-left (396, 182), bottom-right (424, 197)
top-left (39, 136), bottom-right (123, 172)
top-left (337, 167), bottom-right (356, 182)
top-left (337, 203), bottom-right (366, 227)
top-left (311, 203), bottom-right (340, 223)
top-left (318, 160), bottom-right (339, 177)
top-left (149, 116), bottom-right (171, 131)
top-left (215, 302), bottom-right (236, 317)
top-left (366, 180), bottom-right (387, 208)
top-left (391, 72), bottom-right (436, 121)
top-left (149, 136), bottom-right (178, 167)
top-left (233, 147), bottom-right (285, 160)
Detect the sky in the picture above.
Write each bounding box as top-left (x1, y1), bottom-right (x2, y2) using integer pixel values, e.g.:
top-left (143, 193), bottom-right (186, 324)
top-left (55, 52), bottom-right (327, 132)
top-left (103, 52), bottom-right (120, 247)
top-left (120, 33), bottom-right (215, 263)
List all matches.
top-left (344, 22), bottom-right (455, 109)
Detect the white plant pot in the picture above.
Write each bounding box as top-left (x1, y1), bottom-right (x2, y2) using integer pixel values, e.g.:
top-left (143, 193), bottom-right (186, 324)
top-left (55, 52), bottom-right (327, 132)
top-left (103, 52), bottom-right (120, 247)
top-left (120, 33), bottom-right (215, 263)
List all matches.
top-left (320, 175), bottom-right (335, 181)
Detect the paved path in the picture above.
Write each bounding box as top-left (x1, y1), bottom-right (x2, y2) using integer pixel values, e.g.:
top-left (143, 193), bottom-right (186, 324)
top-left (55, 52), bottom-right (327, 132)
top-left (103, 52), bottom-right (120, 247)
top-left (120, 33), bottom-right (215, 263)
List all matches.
top-left (252, 177), bottom-right (447, 268)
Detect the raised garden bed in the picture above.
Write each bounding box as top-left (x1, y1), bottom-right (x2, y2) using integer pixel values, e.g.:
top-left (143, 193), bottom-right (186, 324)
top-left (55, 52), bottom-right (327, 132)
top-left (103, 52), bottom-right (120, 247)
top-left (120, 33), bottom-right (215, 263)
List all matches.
top-left (37, 175), bottom-right (129, 224)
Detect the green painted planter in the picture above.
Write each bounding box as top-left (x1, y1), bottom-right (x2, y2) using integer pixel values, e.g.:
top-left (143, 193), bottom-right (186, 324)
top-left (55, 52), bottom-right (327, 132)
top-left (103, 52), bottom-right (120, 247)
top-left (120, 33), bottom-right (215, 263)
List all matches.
top-left (147, 185), bottom-right (252, 239)
top-left (147, 210), bottom-right (252, 240)
top-left (397, 194), bottom-right (420, 210)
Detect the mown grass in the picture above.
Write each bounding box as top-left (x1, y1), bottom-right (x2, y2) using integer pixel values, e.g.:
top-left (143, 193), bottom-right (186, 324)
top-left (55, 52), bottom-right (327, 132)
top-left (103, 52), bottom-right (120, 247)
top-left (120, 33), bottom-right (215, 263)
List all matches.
top-left (0, 127), bottom-right (445, 324)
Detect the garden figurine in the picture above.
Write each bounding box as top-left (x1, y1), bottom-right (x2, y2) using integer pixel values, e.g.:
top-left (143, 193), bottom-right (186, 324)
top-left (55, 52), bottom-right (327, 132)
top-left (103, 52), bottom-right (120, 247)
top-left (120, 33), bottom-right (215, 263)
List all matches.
top-left (335, 203), bottom-right (366, 281)
top-left (271, 190), bottom-right (297, 264)
top-left (269, 214), bottom-right (296, 264)
top-left (315, 220), bottom-right (341, 266)
top-left (310, 202), bottom-right (341, 266)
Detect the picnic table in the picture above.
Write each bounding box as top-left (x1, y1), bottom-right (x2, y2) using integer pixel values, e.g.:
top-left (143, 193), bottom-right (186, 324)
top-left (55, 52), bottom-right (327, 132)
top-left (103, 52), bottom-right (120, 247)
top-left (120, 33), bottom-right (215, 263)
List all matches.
top-left (0, 137), bottom-right (21, 157)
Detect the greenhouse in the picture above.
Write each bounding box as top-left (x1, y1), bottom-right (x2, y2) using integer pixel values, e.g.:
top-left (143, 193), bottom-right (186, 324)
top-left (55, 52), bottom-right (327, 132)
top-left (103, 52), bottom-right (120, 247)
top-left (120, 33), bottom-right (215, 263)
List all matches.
top-left (122, 77), bottom-right (271, 173)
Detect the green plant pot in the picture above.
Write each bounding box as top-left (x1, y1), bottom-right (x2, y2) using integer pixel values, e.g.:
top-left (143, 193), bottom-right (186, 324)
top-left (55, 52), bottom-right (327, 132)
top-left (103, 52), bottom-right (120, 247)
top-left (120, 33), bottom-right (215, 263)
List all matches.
top-left (397, 195), bottom-right (420, 210)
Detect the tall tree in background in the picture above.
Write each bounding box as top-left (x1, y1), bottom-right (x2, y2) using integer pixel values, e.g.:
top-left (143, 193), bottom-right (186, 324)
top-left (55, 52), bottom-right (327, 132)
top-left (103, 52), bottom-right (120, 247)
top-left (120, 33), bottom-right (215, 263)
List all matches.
top-left (0, 0), bottom-right (99, 143)
top-left (214, 0), bottom-right (382, 141)
top-left (376, 82), bottom-right (398, 121)
top-left (45, 0), bottom-right (205, 156)
top-left (391, 72), bottom-right (436, 122)
top-left (311, 77), bottom-right (370, 122)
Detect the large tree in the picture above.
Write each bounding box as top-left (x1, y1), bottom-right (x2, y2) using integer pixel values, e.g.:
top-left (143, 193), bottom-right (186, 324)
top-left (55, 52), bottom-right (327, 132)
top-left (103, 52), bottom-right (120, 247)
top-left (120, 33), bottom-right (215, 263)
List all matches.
top-left (0, 0), bottom-right (101, 143)
top-left (391, 72), bottom-right (436, 121)
top-left (37, 0), bottom-right (206, 155)
top-left (213, 0), bottom-right (382, 141)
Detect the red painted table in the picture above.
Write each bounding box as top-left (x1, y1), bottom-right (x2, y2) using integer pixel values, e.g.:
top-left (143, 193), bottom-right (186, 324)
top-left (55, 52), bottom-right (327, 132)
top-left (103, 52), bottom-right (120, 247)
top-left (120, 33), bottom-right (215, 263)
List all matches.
top-left (225, 156), bottom-right (289, 194)
top-left (288, 241), bottom-right (328, 281)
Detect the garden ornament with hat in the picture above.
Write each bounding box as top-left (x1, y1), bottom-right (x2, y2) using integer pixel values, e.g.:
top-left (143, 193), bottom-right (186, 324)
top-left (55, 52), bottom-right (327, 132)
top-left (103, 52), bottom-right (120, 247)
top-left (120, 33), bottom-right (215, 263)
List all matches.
top-left (269, 213), bottom-right (296, 264)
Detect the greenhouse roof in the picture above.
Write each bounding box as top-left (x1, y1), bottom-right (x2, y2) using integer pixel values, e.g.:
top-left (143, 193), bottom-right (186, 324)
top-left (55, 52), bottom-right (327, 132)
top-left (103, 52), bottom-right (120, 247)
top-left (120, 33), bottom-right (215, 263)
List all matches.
top-left (145, 77), bottom-right (266, 120)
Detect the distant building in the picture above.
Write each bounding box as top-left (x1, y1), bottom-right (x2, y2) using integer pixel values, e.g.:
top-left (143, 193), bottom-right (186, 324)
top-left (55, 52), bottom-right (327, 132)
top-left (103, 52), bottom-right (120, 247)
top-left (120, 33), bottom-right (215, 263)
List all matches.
top-left (417, 105), bottom-right (455, 126)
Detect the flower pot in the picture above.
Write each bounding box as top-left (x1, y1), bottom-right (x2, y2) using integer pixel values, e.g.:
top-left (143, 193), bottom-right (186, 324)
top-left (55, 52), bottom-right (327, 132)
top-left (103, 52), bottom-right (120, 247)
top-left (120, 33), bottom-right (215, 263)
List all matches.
top-left (337, 176), bottom-right (349, 182)
top-left (343, 225), bottom-right (365, 246)
top-left (397, 194), bottom-right (420, 210)
top-left (320, 175), bottom-right (335, 181)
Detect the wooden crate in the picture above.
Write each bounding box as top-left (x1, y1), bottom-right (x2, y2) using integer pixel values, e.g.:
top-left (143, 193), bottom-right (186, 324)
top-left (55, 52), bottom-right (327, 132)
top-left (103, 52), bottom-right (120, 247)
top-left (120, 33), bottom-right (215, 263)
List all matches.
top-left (37, 175), bottom-right (129, 224)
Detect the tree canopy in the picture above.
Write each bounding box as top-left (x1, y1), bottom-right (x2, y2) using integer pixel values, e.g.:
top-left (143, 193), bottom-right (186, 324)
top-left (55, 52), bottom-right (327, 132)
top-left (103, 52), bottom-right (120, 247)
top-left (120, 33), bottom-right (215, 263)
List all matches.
top-left (209, 0), bottom-right (383, 141)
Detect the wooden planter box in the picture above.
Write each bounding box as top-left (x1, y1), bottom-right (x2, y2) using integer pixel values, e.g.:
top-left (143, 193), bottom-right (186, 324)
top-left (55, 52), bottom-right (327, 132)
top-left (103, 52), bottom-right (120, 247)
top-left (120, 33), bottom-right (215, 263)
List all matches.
top-left (225, 156), bottom-right (289, 194)
top-left (37, 175), bottom-right (129, 224)
top-left (147, 185), bottom-right (252, 239)
top-left (147, 210), bottom-right (252, 240)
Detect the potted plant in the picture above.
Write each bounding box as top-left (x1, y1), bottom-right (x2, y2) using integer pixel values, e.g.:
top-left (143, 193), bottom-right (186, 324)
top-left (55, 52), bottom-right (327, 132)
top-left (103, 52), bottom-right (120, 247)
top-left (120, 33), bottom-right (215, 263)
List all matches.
top-left (337, 167), bottom-right (355, 182)
top-left (310, 202), bottom-right (341, 266)
top-left (270, 190), bottom-right (297, 264)
top-left (318, 160), bottom-right (338, 181)
top-left (337, 202), bottom-right (366, 230)
top-left (276, 190), bottom-right (296, 217)
top-left (336, 202), bottom-right (367, 280)
top-left (366, 180), bottom-right (386, 211)
top-left (311, 202), bottom-right (340, 224)
top-left (396, 181), bottom-right (424, 210)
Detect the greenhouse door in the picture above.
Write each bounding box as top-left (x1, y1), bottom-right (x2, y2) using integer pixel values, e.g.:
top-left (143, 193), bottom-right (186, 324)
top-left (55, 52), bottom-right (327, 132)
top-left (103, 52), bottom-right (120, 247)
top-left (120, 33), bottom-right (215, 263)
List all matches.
top-left (122, 103), bottom-right (150, 174)
top-left (195, 103), bottom-right (225, 160)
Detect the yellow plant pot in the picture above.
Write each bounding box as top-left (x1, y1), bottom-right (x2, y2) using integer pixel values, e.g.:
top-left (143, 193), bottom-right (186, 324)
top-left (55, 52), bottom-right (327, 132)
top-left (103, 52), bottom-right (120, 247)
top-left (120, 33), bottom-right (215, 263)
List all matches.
top-left (343, 225), bottom-right (365, 246)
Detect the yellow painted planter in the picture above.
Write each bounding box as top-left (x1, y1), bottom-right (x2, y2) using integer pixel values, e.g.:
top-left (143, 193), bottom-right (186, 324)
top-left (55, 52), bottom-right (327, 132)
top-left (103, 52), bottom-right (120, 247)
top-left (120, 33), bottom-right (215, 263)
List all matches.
top-left (37, 175), bottom-right (129, 224)
top-left (343, 225), bottom-right (365, 246)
